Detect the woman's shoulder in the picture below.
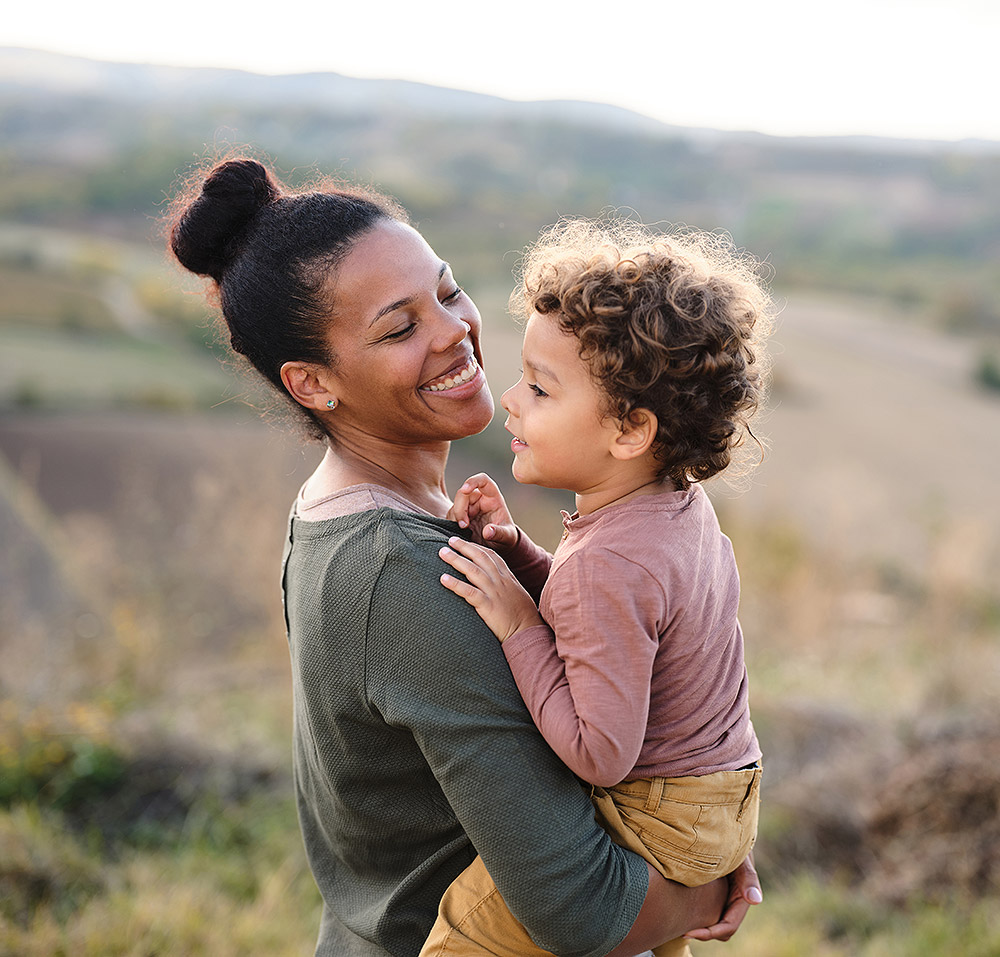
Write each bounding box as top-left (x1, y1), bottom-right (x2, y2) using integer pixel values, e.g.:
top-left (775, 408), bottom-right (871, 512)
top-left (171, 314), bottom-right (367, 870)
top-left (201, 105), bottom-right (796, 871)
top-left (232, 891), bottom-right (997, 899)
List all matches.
top-left (290, 488), bottom-right (457, 568)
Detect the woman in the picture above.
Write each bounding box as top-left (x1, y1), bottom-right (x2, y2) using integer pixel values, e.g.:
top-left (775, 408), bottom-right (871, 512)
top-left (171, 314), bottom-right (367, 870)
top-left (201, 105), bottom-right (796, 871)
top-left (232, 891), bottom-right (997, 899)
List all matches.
top-left (168, 158), bottom-right (761, 957)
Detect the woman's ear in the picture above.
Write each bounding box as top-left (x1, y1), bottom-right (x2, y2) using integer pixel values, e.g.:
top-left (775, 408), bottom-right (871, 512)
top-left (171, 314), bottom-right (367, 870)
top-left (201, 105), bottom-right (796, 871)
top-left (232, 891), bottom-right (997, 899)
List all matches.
top-left (280, 360), bottom-right (338, 411)
top-left (611, 408), bottom-right (658, 461)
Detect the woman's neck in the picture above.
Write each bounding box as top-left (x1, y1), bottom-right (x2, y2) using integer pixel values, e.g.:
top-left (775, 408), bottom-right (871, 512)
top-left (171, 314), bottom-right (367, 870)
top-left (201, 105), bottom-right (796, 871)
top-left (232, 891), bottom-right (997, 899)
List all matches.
top-left (305, 442), bottom-right (453, 518)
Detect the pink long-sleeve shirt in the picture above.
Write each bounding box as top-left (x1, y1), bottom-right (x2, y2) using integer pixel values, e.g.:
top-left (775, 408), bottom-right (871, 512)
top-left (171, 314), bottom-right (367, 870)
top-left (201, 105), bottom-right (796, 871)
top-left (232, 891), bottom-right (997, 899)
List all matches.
top-left (504, 485), bottom-right (760, 787)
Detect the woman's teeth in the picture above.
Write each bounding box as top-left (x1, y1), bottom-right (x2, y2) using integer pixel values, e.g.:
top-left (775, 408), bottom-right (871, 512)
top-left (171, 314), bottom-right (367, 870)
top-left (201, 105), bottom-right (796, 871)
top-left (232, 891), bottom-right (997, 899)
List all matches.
top-left (422, 357), bottom-right (478, 392)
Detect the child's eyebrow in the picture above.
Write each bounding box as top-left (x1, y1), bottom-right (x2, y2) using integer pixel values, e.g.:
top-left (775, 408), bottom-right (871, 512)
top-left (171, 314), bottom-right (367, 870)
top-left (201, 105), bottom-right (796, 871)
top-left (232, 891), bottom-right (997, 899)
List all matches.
top-left (524, 357), bottom-right (560, 386)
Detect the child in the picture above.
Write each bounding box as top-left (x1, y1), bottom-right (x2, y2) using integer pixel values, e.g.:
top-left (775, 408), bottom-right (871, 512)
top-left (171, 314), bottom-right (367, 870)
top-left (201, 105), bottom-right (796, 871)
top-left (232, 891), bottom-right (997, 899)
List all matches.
top-left (425, 217), bottom-right (774, 957)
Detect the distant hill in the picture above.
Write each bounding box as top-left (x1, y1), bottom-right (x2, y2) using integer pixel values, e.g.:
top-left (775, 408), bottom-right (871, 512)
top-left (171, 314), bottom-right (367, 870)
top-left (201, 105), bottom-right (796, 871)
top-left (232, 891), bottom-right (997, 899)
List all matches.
top-left (4, 46), bottom-right (997, 154)
top-left (0, 46), bottom-right (685, 137)
top-left (0, 46), bottom-right (998, 336)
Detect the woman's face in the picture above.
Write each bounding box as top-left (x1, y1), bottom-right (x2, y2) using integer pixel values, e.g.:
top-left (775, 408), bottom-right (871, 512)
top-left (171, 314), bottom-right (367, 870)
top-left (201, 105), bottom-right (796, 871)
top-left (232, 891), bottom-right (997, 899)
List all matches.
top-left (322, 220), bottom-right (494, 446)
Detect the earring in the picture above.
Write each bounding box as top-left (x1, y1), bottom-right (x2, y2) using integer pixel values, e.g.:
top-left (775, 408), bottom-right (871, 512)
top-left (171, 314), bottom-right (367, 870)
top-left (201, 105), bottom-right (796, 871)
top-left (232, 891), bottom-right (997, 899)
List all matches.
top-left (326, 399), bottom-right (338, 410)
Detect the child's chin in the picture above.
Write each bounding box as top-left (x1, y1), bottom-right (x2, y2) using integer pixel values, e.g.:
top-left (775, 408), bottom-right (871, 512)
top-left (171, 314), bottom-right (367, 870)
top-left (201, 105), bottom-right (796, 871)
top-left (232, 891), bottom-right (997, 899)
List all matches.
top-left (511, 464), bottom-right (550, 489)
top-left (510, 461), bottom-right (532, 485)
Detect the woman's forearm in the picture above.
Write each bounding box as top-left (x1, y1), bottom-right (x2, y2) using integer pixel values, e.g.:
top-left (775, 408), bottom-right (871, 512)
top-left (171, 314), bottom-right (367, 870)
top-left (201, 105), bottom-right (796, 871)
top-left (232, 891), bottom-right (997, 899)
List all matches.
top-left (605, 865), bottom-right (728, 957)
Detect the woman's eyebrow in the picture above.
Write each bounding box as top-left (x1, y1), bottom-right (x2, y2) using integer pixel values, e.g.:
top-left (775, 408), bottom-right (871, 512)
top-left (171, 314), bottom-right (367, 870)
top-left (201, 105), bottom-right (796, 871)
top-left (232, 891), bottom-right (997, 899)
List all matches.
top-left (369, 263), bottom-right (449, 326)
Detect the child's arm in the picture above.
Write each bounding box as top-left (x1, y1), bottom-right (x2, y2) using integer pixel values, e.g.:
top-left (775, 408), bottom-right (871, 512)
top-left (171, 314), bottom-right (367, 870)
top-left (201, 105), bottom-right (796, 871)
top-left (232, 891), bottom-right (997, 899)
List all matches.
top-left (439, 536), bottom-right (545, 644)
top-left (442, 539), bottom-right (652, 786)
top-left (448, 473), bottom-right (553, 601)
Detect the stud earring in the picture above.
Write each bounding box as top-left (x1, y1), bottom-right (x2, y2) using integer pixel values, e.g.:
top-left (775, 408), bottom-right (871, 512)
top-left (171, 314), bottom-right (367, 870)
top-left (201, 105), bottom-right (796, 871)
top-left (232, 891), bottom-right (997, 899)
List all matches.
top-left (326, 399), bottom-right (338, 410)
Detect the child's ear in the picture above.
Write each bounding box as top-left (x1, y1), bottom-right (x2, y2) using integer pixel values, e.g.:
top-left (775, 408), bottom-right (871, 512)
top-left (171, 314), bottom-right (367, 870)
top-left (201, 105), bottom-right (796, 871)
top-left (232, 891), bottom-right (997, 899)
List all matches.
top-left (611, 408), bottom-right (658, 460)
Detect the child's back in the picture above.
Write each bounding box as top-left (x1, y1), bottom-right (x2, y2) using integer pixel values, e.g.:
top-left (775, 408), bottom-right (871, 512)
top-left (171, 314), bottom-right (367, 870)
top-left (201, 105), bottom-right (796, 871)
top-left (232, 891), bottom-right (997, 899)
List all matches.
top-left (515, 484), bottom-right (755, 788)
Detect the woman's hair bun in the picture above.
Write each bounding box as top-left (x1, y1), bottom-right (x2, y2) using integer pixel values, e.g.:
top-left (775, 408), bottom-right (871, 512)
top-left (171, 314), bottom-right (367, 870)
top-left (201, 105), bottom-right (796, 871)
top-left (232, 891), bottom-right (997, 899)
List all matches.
top-left (170, 159), bottom-right (280, 281)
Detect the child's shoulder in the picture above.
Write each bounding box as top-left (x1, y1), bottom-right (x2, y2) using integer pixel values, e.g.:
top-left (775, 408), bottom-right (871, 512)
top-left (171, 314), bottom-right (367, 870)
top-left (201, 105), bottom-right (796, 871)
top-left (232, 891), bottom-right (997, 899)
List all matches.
top-left (587, 486), bottom-right (718, 545)
top-left (614, 485), bottom-right (706, 519)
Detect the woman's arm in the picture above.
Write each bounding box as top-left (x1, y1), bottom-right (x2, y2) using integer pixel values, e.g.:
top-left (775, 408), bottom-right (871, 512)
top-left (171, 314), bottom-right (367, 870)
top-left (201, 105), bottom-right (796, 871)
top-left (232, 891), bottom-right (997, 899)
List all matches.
top-left (608, 866), bottom-right (728, 956)
top-left (375, 528), bottom-right (646, 957)
top-left (376, 522), bottom-right (759, 955)
top-left (609, 855), bottom-right (763, 956)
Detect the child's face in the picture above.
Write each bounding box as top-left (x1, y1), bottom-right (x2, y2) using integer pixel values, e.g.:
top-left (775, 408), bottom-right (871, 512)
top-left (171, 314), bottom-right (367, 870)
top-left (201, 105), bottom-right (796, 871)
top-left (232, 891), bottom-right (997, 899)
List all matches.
top-left (500, 312), bottom-right (624, 494)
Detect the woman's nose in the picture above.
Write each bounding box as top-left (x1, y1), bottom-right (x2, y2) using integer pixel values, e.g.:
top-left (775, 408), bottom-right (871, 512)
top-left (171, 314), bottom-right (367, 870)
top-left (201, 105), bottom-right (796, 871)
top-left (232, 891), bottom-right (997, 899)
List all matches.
top-left (434, 311), bottom-right (472, 350)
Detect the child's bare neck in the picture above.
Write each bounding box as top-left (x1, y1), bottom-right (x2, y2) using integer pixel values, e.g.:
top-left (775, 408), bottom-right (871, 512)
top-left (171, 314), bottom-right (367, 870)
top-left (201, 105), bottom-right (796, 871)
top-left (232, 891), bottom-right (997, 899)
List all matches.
top-left (575, 476), bottom-right (676, 516)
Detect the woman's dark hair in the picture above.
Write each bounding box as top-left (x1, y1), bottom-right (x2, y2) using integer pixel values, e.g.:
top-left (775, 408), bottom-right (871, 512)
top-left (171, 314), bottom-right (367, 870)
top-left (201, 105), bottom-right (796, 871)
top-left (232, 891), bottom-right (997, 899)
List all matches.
top-left (511, 218), bottom-right (775, 488)
top-left (167, 157), bottom-right (407, 437)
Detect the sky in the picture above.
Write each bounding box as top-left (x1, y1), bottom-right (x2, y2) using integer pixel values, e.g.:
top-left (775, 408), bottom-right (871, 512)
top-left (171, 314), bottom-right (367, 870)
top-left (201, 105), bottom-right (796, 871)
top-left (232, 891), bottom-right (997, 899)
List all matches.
top-left (4, 0), bottom-right (998, 142)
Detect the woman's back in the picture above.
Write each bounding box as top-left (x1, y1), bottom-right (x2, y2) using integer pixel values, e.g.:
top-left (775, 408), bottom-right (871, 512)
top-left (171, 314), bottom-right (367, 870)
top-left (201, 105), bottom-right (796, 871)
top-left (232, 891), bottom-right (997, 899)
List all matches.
top-left (283, 495), bottom-right (647, 955)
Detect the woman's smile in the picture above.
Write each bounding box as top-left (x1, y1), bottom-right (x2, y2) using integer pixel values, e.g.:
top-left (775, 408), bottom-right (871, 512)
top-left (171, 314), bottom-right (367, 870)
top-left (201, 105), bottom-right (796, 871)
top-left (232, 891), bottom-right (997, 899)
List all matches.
top-left (420, 354), bottom-right (483, 394)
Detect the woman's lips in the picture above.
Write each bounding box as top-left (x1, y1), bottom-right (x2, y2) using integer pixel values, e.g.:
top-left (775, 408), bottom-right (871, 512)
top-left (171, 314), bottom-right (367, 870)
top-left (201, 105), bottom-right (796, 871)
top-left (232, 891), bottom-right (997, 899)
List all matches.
top-left (420, 355), bottom-right (481, 393)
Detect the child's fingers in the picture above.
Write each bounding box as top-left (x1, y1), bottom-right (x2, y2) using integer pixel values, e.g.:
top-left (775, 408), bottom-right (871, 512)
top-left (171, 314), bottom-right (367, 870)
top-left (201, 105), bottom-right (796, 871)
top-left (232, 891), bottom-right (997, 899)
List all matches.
top-left (440, 572), bottom-right (485, 604)
top-left (464, 474), bottom-right (502, 504)
top-left (451, 488), bottom-right (485, 528)
top-left (443, 535), bottom-right (490, 562)
top-left (482, 524), bottom-right (518, 550)
top-left (439, 539), bottom-right (514, 594)
top-left (459, 472), bottom-right (494, 495)
top-left (438, 544), bottom-right (491, 585)
top-left (446, 496), bottom-right (469, 528)
top-left (450, 485), bottom-right (488, 530)
top-left (466, 489), bottom-right (483, 518)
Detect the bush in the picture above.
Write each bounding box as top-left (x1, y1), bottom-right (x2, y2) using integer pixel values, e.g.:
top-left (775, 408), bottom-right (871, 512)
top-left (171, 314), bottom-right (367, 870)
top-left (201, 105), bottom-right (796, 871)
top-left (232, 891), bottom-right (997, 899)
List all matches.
top-left (975, 351), bottom-right (1000, 394)
top-left (0, 704), bottom-right (126, 811)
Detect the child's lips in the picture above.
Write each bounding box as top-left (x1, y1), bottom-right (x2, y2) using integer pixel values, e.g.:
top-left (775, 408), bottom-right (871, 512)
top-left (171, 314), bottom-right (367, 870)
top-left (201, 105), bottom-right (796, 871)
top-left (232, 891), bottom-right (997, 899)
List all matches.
top-left (504, 418), bottom-right (527, 452)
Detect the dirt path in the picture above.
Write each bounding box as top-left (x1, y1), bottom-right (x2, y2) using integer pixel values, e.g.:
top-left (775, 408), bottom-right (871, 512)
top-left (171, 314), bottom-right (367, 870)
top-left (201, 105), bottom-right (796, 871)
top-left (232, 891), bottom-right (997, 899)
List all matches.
top-left (734, 295), bottom-right (1000, 583)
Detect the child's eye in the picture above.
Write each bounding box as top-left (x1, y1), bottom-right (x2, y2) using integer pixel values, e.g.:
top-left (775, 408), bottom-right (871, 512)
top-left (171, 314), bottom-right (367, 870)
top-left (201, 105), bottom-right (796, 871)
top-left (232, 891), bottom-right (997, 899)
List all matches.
top-left (442, 286), bottom-right (463, 304)
top-left (528, 383), bottom-right (548, 398)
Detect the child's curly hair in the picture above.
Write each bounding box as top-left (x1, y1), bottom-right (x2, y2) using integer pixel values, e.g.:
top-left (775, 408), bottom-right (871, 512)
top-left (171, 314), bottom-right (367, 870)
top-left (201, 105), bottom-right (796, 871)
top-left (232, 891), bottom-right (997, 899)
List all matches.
top-left (510, 217), bottom-right (776, 489)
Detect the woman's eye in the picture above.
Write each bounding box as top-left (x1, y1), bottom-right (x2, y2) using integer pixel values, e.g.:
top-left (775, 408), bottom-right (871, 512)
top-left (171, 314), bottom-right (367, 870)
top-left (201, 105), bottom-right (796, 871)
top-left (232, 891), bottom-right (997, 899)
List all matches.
top-left (382, 323), bottom-right (415, 341)
top-left (529, 383), bottom-right (548, 398)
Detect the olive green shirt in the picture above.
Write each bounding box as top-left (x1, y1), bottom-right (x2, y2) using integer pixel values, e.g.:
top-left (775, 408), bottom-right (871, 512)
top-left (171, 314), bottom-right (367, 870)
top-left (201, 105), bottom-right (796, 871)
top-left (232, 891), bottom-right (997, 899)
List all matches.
top-left (281, 495), bottom-right (647, 956)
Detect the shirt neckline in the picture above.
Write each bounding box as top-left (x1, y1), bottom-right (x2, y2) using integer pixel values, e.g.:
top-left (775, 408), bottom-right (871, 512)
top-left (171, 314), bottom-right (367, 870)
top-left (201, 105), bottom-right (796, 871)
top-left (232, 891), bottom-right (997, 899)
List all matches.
top-left (296, 482), bottom-right (433, 521)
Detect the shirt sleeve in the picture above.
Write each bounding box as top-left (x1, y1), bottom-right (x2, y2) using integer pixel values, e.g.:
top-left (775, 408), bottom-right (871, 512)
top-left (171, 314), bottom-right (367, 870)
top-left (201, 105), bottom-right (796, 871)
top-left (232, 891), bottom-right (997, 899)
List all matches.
top-left (366, 529), bottom-right (647, 957)
top-left (502, 526), bottom-right (553, 603)
top-left (502, 547), bottom-right (662, 787)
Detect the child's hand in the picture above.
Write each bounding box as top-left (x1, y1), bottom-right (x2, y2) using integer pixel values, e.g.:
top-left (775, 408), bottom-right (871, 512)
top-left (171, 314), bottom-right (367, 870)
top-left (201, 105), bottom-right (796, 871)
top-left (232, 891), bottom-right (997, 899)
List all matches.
top-left (447, 473), bottom-right (519, 554)
top-left (440, 536), bottom-right (544, 643)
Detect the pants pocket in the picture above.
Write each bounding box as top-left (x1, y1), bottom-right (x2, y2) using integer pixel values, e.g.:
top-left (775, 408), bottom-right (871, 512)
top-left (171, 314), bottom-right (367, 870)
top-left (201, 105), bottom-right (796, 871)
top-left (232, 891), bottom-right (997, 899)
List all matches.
top-left (595, 770), bottom-right (761, 885)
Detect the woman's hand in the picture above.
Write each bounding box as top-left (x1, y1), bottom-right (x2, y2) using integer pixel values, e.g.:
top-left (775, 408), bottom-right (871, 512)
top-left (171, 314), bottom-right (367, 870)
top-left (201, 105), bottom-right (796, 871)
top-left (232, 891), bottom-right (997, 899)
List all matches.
top-left (683, 853), bottom-right (763, 942)
top-left (447, 473), bottom-right (519, 554)
top-left (440, 536), bottom-right (544, 643)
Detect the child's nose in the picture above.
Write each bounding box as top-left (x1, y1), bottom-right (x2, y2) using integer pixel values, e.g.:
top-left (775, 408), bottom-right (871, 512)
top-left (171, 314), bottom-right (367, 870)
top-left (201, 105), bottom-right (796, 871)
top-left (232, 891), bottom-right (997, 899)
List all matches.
top-left (500, 386), bottom-right (515, 414)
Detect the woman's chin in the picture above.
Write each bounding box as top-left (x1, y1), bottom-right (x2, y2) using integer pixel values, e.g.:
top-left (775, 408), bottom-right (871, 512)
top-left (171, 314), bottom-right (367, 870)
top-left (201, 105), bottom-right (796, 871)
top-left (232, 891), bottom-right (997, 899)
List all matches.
top-left (441, 392), bottom-right (495, 440)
